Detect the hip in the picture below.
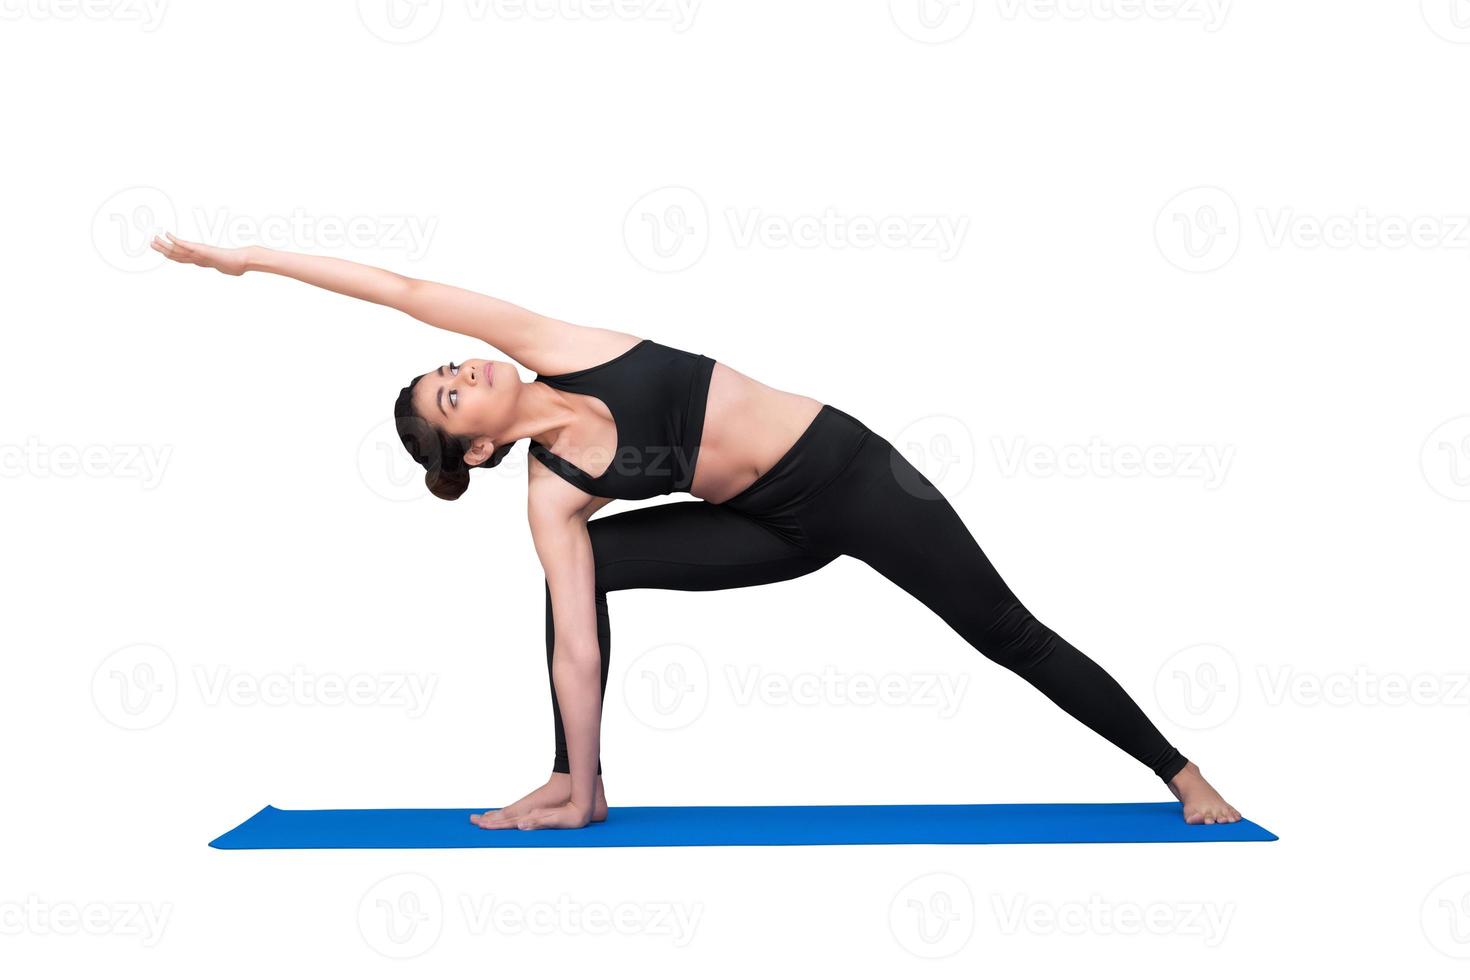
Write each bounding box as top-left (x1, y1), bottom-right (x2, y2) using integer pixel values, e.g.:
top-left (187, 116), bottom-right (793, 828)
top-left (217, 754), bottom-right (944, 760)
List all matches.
top-left (718, 403), bottom-right (875, 530)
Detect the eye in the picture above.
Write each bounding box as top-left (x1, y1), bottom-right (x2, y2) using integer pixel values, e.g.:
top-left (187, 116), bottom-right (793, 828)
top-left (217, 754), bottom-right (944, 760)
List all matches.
top-left (448, 361), bottom-right (459, 375)
top-left (449, 389), bottom-right (458, 409)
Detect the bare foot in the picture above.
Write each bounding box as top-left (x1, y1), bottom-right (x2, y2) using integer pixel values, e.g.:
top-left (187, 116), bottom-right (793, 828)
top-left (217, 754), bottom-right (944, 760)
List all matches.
top-left (1166, 761), bottom-right (1242, 825)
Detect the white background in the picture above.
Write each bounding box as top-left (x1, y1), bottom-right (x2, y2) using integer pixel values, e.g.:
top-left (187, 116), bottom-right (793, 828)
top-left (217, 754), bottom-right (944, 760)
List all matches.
top-left (3, 0), bottom-right (1468, 973)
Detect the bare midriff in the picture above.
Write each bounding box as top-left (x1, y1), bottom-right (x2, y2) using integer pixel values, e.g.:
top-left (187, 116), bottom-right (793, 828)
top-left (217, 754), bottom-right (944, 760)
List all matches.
top-left (689, 360), bottom-right (825, 506)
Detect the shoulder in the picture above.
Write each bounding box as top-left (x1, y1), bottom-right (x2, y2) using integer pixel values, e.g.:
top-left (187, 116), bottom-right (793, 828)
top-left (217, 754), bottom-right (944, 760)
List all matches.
top-left (527, 452), bottom-right (605, 526)
top-left (523, 328), bottom-right (646, 377)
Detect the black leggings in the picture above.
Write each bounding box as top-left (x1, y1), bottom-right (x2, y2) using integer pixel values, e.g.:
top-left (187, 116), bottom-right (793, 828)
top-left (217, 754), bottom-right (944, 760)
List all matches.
top-left (545, 404), bottom-right (1188, 784)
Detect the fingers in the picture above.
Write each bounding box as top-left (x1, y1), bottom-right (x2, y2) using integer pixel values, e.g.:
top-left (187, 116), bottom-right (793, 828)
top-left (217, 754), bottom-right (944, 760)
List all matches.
top-left (469, 778), bottom-right (581, 831)
top-left (469, 808), bottom-right (519, 830)
top-left (468, 806), bottom-right (549, 831)
top-left (470, 803), bottom-right (591, 832)
top-left (150, 234), bottom-right (193, 263)
top-left (149, 232), bottom-right (206, 266)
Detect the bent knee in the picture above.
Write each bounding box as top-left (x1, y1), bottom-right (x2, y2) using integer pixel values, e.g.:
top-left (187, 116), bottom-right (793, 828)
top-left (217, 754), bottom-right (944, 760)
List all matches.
top-left (973, 598), bottom-right (1059, 672)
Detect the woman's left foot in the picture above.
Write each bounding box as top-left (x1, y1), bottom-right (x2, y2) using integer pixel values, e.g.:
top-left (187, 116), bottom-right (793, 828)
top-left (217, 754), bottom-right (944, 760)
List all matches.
top-left (1166, 761), bottom-right (1242, 825)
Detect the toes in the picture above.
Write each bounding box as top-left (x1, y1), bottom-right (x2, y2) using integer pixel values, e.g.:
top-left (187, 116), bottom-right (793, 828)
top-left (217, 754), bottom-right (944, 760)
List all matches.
top-left (1181, 798), bottom-right (1246, 826)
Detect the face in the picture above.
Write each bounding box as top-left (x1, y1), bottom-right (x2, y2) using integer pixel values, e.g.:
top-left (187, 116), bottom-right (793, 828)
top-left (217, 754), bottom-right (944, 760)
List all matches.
top-left (411, 357), bottom-right (519, 466)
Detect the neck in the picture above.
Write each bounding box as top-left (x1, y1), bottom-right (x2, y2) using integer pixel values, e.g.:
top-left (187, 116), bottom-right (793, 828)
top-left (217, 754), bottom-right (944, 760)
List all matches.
top-left (499, 380), bottom-right (576, 447)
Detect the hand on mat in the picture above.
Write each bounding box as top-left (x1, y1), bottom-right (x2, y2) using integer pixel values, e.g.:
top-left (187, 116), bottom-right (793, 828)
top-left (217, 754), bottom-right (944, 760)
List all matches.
top-left (470, 778), bottom-right (568, 829)
top-left (510, 801), bottom-right (595, 831)
top-left (471, 774), bottom-right (607, 829)
top-left (473, 800), bottom-right (593, 831)
top-left (150, 232), bottom-right (252, 276)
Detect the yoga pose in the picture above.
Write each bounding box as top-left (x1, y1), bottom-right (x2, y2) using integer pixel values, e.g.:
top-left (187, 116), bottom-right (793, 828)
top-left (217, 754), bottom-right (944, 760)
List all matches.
top-left (153, 233), bottom-right (1243, 831)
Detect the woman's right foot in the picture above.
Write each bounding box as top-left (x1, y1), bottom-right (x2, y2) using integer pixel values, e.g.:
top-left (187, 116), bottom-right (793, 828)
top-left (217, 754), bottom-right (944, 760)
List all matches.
top-left (1166, 761), bottom-right (1242, 825)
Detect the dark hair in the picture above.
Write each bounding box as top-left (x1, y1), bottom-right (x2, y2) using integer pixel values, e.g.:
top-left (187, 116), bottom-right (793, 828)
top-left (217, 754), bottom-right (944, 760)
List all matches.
top-left (394, 372), bottom-right (515, 501)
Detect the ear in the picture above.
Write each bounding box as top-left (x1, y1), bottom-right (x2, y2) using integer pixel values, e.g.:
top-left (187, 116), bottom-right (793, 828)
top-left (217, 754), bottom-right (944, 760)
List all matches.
top-left (464, 437), bottom-right (496, 467)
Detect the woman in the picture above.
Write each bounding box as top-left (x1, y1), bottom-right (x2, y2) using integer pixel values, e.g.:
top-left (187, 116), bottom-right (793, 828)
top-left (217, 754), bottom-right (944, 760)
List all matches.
top-left (152, 233), bottom-right (1243, 832)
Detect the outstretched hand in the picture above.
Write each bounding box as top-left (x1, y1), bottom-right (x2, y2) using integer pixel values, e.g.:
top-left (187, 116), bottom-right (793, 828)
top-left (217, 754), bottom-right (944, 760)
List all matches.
top-left (150, 232), bottom-right (252, 276)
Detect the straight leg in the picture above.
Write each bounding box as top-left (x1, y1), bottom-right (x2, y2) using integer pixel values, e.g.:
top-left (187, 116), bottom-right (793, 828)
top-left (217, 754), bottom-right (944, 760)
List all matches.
top-left (803, 431), bottom-right (1189, 783)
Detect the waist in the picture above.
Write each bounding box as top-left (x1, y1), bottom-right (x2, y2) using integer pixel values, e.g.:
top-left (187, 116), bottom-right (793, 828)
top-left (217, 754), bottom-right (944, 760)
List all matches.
top-left (719, 404), bottom-right (871, 517)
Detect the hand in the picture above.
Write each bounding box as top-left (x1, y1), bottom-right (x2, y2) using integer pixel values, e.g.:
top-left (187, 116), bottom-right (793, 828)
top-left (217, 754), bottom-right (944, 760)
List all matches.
top-left (510, 801), bottom-right (594, 831)
top-left (150, 232), bottom-right (253, 276)
top-left (471, 774), bottom-right (608, 830)
top-left (470, 775), bottom-right (571, 829)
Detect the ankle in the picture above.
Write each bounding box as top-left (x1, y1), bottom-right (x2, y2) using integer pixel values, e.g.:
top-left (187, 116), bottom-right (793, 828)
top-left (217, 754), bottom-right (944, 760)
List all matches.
top-left (1169, 761), bottom-right (1203, 787)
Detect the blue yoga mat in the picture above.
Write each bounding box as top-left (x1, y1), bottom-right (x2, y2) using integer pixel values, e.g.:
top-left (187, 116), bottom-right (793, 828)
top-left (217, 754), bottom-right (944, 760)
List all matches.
top-left (210, 802), bottom-right (1277, 849)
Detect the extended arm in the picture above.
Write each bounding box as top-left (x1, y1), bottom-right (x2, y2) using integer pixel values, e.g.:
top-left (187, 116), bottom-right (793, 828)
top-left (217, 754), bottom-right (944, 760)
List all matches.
top-left (245, 246), bottom-right (552, 363)
top-left (150, 233), bottom-right (618, 371)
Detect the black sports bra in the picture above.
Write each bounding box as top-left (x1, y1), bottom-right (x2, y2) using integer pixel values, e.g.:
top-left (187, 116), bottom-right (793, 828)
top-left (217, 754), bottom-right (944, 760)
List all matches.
top-left (528, 339), bottom-right (716, 500)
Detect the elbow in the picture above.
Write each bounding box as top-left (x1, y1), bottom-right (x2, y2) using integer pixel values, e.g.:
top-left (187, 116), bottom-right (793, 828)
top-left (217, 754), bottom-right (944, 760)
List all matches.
top-left (552, 641), bottom-right (601, 672)
top-left (390, 274), bottom-right (422, 311)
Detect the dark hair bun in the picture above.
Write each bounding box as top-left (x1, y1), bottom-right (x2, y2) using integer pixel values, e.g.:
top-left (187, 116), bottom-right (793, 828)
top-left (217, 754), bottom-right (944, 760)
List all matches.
top-left (426, 466), bottom-right (471, 501)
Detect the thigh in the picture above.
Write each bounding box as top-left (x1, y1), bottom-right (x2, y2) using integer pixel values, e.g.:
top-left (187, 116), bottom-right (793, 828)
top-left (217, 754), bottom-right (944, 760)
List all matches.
top-left (804, 432), bottom-right (1021, 628)
top-left (588, 500), bottom-right (837, 594)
